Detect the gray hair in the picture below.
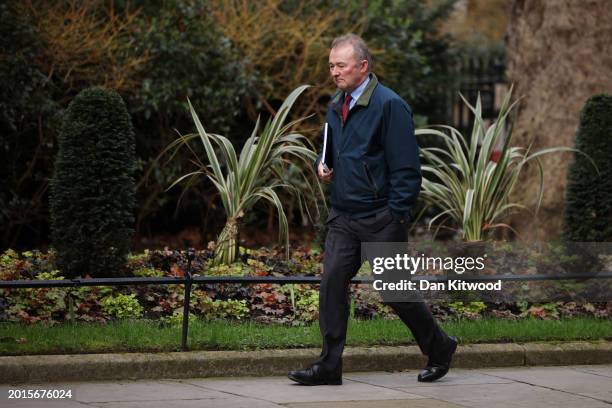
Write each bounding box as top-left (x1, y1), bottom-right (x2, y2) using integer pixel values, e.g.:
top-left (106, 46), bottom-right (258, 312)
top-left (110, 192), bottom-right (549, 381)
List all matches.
top-left (331, 33), bottom-right (372, 73)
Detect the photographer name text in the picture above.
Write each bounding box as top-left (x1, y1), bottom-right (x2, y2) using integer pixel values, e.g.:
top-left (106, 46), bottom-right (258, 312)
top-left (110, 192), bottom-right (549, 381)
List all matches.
top-left (373, 279), bottom-right (502, 291)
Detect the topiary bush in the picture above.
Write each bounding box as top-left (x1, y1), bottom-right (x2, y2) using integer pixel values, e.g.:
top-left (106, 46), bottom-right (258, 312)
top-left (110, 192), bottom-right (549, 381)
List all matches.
top-left (50, 87), bottom-right (136, 278)
top-left (564, 94), bottom-right (612, 242)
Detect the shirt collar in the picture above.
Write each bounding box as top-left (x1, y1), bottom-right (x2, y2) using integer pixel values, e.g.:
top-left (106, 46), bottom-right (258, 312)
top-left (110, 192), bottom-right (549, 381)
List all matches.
top-left (348, 75), bottom-right (370, 104)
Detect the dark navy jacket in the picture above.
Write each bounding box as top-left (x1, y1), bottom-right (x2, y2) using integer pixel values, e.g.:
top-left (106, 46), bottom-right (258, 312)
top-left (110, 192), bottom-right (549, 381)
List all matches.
top-left (315, 74), bottom-right (422, 222)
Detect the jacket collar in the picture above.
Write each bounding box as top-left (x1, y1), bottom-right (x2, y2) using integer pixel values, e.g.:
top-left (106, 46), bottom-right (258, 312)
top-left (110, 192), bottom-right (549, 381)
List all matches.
top-left (330, 73), bottom-right (379, 110)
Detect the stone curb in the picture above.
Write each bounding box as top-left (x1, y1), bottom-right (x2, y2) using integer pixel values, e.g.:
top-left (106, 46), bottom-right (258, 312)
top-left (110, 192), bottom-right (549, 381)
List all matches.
top-left (1, 341), bottom-right (611, 384)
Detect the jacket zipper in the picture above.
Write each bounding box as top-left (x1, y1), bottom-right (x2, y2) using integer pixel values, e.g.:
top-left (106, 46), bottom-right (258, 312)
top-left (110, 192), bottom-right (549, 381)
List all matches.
top-left (363, 162), bottom-right (379, 199)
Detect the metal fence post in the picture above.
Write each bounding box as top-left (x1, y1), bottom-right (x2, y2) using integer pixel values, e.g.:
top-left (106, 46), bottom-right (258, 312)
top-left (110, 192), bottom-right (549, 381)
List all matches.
top-left (181, 249), bottom-right (195, 351)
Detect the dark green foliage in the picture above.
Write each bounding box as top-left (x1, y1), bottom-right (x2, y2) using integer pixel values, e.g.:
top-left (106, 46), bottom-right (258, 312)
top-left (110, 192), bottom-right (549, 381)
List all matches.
top-left (564, 94), bottom-right (612, 242)
top-left (0, 4), bottom-right (48, 133)
top-left (358, 0), bottom-right (456, 123)
top-left (0, 3), bottom-right (58, 247)
top-left (127, 0), bottom-right (254, 234)
top-left (50, 88), bottom-right (136, 278)
top-left (131, 0), bottom-right (252, 133)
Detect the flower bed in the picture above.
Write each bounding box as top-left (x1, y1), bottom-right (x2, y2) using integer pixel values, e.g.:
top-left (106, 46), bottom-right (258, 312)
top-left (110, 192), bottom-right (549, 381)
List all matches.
top-left (1, 248), bottom-right (610, 325)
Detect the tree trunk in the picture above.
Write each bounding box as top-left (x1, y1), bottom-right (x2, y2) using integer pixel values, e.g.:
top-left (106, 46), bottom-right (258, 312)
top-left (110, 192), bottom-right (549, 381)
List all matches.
top-left (505, 0), bottom-right (612, 240)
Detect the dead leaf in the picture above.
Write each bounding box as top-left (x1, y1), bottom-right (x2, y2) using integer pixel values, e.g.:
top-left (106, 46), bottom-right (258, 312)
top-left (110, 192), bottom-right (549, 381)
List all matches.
top-left (171, 264), bottom-right (185, 277)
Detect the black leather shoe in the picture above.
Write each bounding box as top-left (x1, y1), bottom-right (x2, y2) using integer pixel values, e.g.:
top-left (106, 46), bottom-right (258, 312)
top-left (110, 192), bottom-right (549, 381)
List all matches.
top-left (418, 336), bottom-right (458, 382)
top-left (288, 364), bottom-right (342, 385)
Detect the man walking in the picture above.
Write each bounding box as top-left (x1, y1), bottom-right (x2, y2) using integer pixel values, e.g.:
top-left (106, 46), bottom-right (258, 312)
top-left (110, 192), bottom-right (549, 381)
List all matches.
top-left (288, 34), bottom-right (457, 385)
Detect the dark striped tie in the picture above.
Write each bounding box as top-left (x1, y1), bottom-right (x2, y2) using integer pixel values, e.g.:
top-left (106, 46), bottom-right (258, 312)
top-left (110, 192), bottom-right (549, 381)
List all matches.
top-left (342, 93), bottom-right (351, 124)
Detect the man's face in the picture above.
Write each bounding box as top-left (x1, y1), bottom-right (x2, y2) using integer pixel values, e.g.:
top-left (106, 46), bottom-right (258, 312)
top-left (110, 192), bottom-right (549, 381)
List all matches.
top-left (328, 44), bottom-right (368, 92)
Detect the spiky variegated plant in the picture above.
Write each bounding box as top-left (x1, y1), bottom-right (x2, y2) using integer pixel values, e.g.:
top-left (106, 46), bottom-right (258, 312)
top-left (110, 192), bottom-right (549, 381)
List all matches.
top-left (168, 85), bottom-right (323, 264)
top-left (415, 87), bottom-right (585, 241)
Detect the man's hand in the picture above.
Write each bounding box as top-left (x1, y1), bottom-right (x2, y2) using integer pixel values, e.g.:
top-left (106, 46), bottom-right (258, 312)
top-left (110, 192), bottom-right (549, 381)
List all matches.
top-left (318, 162), bottom-right (333, 183)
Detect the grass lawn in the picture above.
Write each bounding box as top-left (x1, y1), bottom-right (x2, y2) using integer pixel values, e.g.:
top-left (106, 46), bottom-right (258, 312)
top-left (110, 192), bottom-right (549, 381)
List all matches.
top-left (1, 317), bottom-right (611, 356)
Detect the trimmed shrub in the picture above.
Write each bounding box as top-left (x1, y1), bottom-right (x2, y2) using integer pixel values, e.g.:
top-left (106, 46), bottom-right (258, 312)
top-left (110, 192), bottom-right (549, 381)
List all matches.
top-left (564, 94), bottom-right (612, 241)
top-left (50, 87), bottom-right (135, 278)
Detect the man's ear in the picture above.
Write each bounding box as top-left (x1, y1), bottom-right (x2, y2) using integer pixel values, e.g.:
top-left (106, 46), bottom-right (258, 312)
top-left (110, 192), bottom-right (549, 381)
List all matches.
top-left (361, 60), bottom-right (369, 74)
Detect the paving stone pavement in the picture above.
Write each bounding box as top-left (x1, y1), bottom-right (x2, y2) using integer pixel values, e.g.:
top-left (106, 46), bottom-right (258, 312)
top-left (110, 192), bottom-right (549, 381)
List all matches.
top-left (1, 365), bottom-right (610, 408)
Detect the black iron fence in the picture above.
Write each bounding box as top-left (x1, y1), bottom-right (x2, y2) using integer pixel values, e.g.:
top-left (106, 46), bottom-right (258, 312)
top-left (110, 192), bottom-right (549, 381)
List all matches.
top-left (442, 52), bottom-right (506, 133)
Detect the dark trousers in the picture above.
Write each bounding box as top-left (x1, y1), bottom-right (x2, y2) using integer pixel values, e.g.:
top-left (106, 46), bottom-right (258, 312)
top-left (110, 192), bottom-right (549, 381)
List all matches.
top-left (315, 207), bottom-right (451, 372)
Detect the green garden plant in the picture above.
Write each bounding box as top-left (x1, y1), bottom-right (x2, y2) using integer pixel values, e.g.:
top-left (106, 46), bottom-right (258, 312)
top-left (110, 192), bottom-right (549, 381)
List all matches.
top-left (416, 87), bottom-right (586, 241)
top-left (449, 301), bottom-right (487, 316)
top-left (167, 85), bottom-right (323, 264)
top-left (196, 296), bottom-right (249, 321)
top-left (160, 311), bottom-right (199, 326)
top-left (3, 270), bottom-right (67, 323)
top-left (295, 288), bottom-right (319, 323)
top-left (101, 293), bottom-right (144, 319)
top-left (280, 284), bottom-right (320, 323)
top-left (50, 87), bottom-right (136, 278)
